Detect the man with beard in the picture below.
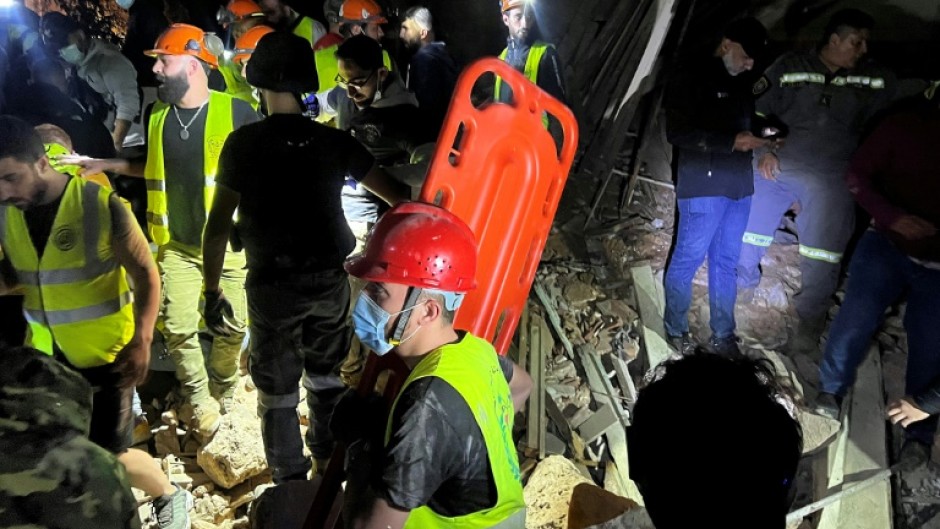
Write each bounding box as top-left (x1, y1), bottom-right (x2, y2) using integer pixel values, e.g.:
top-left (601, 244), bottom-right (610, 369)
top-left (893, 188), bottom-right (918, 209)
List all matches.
top-left (0, 115), bottom-right (191, 529)
top-left (494, 0), bottom-right (565, 109)
top-left (662, 18), bottom-right (770, 357)
top-left (399, 6), bottom-right (458, 133)
top-left (736, 9), bottom-right (896, 353)
top-left (259, 0), bottom-right (326, 49)
top-left (65, 24), bottom-right (258, 437)
top-left (202, 31), bottom-right (405, 482)
top-left (329, 36), bottom-right (434, 246)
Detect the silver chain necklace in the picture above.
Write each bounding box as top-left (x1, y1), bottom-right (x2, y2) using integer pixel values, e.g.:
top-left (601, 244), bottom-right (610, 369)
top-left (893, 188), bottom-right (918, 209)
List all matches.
top-left (172, 99), bottom-right (209, 141)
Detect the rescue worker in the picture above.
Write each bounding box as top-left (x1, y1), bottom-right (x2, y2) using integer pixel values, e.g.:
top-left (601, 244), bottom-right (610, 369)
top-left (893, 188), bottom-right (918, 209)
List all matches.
top-left (231, 24), bottom-right (276, 108)
top-left (662, 18), bottom-right (770, 357)
top-left (815, 84), bottom-right (940, 471)
top-left (259, 0), bottom-right (326, 48)
top-left (0, 115), bottom-right (190, 529)
top-left (400, 6), bottom-right (458, 133)
top-left (343, 201), bottom-right (532, 528)
top-left (41, 12), bottom-right (140, 151)
top-left (0, 346), bottom-right (139, 529)
top-left (313, 0), bottom-right (394, 110)
top-left (201, 31), bottom-right (405, 482)
top-left (63, 24), bottom-right (259, 436)
top-left (495, 0), bottom-right (565, 106)
top-left (316, 0), bottom-right (345, 50)
top-left (330, 36), bottom-right (434, 246)
top-left (736, 9), bottom-right (896, 352)
top-left (216, 0), bottom-right (268, 105)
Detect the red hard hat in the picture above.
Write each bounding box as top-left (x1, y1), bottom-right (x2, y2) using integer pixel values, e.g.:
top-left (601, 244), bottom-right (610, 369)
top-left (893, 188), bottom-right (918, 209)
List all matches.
top-left (233, 25), bottom-right (274, 65)
top-left (345, 202), bottom-right (478, 292)
top-left (146, 24), bottom-right (221, 68)
top-left (339, 0), bottom-right (388, 24)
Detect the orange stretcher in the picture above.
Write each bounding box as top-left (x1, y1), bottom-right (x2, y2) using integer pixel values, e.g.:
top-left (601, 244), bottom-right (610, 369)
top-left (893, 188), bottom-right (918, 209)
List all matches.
top-left (303, 57), bottom-right (578, 529)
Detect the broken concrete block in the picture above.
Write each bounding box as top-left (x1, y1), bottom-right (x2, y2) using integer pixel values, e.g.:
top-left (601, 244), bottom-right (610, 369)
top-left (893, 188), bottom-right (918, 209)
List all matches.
top-left (797, 408), bottom-right (840, 455)
top-left (523, 455), bottom-right (592, 529)
top-left (564, 280), bottom-right (597, 306)
top-left (197, 407), bottom-right (267, 489)
top-left (546, 383), bottom-right (577, 400)
top-left (192, 491), bottom-right (233, 526)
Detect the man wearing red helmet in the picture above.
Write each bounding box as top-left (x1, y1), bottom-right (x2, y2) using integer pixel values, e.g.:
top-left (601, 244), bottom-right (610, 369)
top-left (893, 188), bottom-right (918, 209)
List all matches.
top-left (65, 24), bottom-right (260, 437)
top-left (344, 202), bottom-right (531, 529)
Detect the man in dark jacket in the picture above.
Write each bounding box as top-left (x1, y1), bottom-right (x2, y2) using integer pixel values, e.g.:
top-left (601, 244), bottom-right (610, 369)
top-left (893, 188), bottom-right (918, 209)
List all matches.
top-left (400, 6), bottom-right (458, 134)
top-left (329, 35), bottom-right (436, 242)
top-left (662, 17), bottom-right (770, 356)
top-left (815, 85), bottom-right (940, 470)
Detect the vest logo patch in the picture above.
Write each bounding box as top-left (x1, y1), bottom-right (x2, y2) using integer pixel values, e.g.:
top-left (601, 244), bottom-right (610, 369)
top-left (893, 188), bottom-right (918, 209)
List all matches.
top-left (53, 226), bottom-right (77, 252)
top-left (207, 135), bottom-right (225, 159)
top-left (753, 76), bottom-right (770, 96)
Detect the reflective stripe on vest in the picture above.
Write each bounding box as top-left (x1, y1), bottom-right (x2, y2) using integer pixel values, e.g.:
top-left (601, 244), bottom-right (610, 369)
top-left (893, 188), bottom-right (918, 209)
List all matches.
top-left (779, 72), bottom-right (885, 89)
top-left (386, 334), bottom-right (526, 529)
top-left (496, 42), bottom-right (551, 129)
top-left (0, 178), bottom-right (134, 367)
top-left (742, 231), bottom-right (774, 247)
top-left (144, 90), bottom-right (235, 246)
top-left (799, 244), bottom-right (842, 264)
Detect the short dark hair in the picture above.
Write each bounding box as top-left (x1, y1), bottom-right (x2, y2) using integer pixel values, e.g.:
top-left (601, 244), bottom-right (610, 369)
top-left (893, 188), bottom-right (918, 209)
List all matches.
top-left (420, 291), bottom-right (457, 324)
top-left (0, 115), bottom-right (46, 164)
top-left (823, 8), bottom-right (874, 41)
top-left (335, 34), bottom-right (384, 71)
top-left (629, 351), bottom-right (802, 529)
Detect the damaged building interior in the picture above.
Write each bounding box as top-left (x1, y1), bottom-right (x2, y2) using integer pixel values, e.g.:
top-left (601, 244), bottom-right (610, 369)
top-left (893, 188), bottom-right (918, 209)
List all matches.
top-left (0, 0), bottom-right (939, 528)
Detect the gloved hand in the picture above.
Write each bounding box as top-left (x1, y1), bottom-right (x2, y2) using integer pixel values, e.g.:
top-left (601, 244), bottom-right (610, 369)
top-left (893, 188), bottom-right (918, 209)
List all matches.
top-left (330, 388), bottom-right (385, 445)
top-left (203, 289), bottom-right (236, 337)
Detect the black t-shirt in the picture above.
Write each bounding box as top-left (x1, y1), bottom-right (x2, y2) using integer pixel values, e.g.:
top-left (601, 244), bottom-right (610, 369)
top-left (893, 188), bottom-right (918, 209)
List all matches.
top-left (143, 97), bottom-right (259, 248)
top-left (216, 113), bottom-right (375, 271)
top-left (381, 340), bottom-right (515, 517)
top-left (25, 192), bottom-right (64, 258)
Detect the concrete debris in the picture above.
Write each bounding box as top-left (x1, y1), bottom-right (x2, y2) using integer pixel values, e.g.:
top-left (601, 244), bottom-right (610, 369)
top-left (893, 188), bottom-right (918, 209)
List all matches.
top-left (524, 455), bottom-right (593, 529)
top-left (564, 280), bottom-right (598, 306)
top-left (196, 406), bottom-right (268, 489)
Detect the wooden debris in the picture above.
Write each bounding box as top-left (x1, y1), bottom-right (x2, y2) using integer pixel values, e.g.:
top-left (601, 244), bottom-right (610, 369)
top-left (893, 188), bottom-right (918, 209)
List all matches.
top-left (526, 309), bottom-right (552, 458)
top-left (629, 263), bottom-right (672, 373)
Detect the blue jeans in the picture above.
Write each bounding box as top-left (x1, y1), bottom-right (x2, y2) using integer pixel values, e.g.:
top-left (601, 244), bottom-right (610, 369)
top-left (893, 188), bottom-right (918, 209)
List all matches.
top-left (664, 195), bottom-right (752, 340)
top-left (819, 230), bottom-right (940, 444)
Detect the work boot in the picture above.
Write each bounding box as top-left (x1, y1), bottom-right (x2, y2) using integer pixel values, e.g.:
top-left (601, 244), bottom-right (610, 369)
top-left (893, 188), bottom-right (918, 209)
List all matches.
top-left (707, 335), bottom-right (743, 357)
top-left (667, 333), bottom-right (695, 356)
top-left (152, 485), bottom-right (193, 529)
top-left (896, 439), bottom-right (931, 472)
top-left (180, 401), bottom-right (221, 437)
top-left (813, 392), bottom-right (842, 421)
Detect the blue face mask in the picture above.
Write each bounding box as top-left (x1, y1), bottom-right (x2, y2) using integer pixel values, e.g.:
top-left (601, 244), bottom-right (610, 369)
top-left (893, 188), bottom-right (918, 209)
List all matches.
top-left (116, 0), bottom-right (136, 9)
top-left (59, 44), bottom-right (85, 65)
top-left (351, 292), bottom-right (424, 355)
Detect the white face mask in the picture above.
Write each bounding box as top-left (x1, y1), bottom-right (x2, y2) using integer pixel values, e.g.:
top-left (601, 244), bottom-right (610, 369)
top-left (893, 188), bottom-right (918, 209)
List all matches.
top-left (59, 44), bottom-right (85, 65)
top-left (116, 0), bottom-right (136, 9)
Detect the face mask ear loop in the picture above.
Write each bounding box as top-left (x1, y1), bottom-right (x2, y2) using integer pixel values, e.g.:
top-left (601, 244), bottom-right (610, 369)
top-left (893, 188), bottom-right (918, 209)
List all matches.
top-left (389, 287), bottom-right (422, 345)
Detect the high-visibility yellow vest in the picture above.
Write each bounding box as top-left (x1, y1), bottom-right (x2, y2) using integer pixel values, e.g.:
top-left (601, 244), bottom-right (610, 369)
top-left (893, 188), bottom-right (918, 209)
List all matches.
top-left (496, 42), bottom-right (551, 129)
top-left (293, 16), bottom-right (325, 49)
top-left (144, 90), bottom-right (235, 246)
top-left (45, 142), bottom-right (112, 189)
top-left (386, 333), bottom-right (526, 529)
top-left (218, 57), bottom-right (257, 109)
top-left (0, 177), bottom-right (134, 368)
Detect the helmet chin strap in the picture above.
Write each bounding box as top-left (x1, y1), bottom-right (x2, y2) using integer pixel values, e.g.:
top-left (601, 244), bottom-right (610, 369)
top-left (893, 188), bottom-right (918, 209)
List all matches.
top-left (389, 286), bottom-right (423, 345)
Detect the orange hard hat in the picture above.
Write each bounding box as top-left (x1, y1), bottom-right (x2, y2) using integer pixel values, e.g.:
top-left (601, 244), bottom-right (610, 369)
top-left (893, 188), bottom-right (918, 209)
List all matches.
top-left (500, 0), bottom-right (525, 12)
top-left (233, 25), bottom-right (274, 65)
top-left (146, 24), bottom-right (222, 68)
top-left (339, 0), bottom-right (387, 24)
top-left (217, 0), bottom-right (264, 27)
top-left (345, 202), bottom-right (478, 293)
